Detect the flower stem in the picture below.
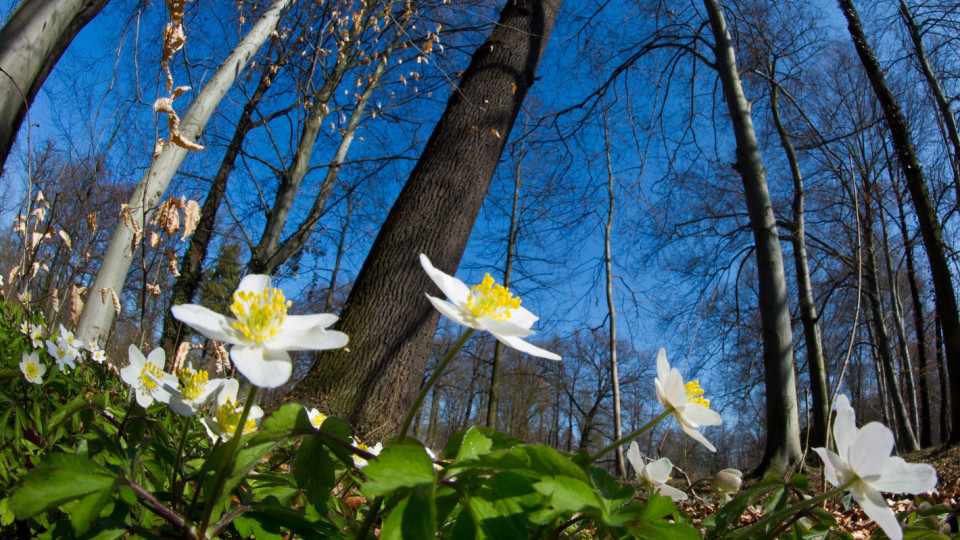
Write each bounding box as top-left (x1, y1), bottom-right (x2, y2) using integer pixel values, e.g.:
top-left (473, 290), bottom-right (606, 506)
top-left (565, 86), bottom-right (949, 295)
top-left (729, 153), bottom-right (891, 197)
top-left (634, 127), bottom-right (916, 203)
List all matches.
top-left (733, 479), bottom-right (855, 540)
top-left (172, 415), bottom-right (193, 508)
top-left (397, 328), bottom-right (474, 442)
top-left (585, 408), bottom-right (673, 466)
top-left (197, 385), bottom-right (258, 539)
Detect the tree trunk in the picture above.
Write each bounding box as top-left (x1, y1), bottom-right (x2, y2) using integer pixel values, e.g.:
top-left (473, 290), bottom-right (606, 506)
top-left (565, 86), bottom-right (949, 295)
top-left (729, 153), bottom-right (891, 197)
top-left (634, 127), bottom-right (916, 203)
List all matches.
top-left (935, 313), bottom-right (951, 441)
top-left (75, 0), bottom-right (293, 344)
top-left (0, 0), bottom-right (110, 174)
top-left (768, 69), bottom-right (829, 450)
top-left (704, 0), bottom-right (801, 474)
top-left (838, 0), bottom-right (960, 444)
top-left (288, 0), bottom-right (561, 436)
top-left (159, 45), bottom-right (281, 358)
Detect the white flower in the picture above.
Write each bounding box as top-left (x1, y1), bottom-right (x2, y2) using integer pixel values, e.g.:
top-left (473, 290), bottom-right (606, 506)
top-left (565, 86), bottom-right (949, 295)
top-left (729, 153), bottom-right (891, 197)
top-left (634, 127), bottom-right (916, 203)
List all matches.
top-left (305, 407), bottom-right (327, 429)
top-left (200, 379), bottom-right (262, 443)
top-left (171, 275), bottom-right (349, 388)
top-left (19, 351), bottom-right (46, 384)
top-left (711, 468), bottom-right (742, 500)
top-left (654, 349), bottom-right (722, 452)
top-left (419, 254), bottom-right (560, 361)
top-left (351, 439), bottom-right (382, 469)
top-left (425, 446), bottom-right (441, 471)
top-left (626, 442), bottom-right (687, 502)
top-left (28, 324), bottom-right (43, 348)
top-left (46, 338), bottom-right (78, 372)
top-left (120, 345), bottom-right (176, 408)
top-left (58, 324), bottom-right (83, 351)
top-left (161, 363), bottom-right (225, 417)
top-left (19, 321), bottom-right (29, 334)
top-left (813, 395), bottom-right (937, 540)
top-left (88, 343), bottom-right (107, 364)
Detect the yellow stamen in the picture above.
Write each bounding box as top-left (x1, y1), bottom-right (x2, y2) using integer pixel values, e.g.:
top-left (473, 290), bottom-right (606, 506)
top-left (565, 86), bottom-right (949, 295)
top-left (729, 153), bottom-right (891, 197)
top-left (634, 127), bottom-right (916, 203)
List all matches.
top-left (230, 286), bottom-right (291, 342)
top-left (466, 274), bottom-right (521, 321)
top-left (309, 411), bottom-right (327, 429)
top-left (685, 380), bottom-right (711, 408)
top-left (141, 362), bottom-right (163, 391)
top-left (25, 362), bottom-right (39, 379)
top-left (216, 397), bottom-right (257, 436)
top-left (179, 366), bottom-right (209, 400)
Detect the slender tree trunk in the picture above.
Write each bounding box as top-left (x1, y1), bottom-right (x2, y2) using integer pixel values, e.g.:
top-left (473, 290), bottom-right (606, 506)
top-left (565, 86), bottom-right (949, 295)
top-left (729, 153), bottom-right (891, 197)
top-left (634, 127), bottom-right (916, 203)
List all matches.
top-left (894, 182), bottom-right (933, 446)
top-left (324, 194), bottom-right (356, 313)
top-left (935, 313), bottom-right (950, 441)
top-left (159, 45), bottom-right (281, 358)
top-left (426, 384), bottom-right (441, 449)
top-left (76, 0), bottom-right (293, 344)
top-left (898, 0), bottom-right (960, 199)
top-left (838, 0), bottom-right (960, 444)
top-left (861, 171), bottom-right (920, 451)
top-left (0, 0), bottom-right (110, 173)
top-left (288, 0), bottom-right (561, 436)
top-left (768, 69), bottom-right (829, 450)
top-left (704, 0), bottom-right (801, 473)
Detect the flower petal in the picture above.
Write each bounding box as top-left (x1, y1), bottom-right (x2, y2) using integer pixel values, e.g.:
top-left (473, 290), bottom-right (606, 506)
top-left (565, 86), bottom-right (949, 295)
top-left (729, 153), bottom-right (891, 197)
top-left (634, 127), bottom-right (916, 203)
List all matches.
top-left (171, 304), bottom-right (241, 344)
top-left (681, 402), bottom-right (722, 426)
top-left (218, 379), bottom-right (240, 406)
top-left (626, 441), bottom-right (644, 477)
top-left (872, 457), bottom-right (937, 494)
top-left (476, 316), bottom-right (535, 338)
top-left (237, 274), bottom-right (272, 294)
top-left (128, 344), bottom-right (146, 367)
top-left (146, 347), bottom-right (166, 371)
top-left (655, 484), bottom-right (688, 502)
top-left (679, 422), bottom-right (716, 452)
top-left (426, 294), bottom-right (475, 329)
top-left (508, 305), bottom-right (538, 329)
top-left (495, 334), bottom-right (561, 361)
top-left (644, 458), bottom-right (674, 485)
top-left (856, 484), bottom-right (903, 540)
top-left (270, 314), bottom-right (348, 351)
top-left (230, 345), bottom-right (292, 388)
top-left (849, 422), bottom-right (894, 478)
top-left (656, 349), bottom-right (670, 383)
top-left (833, 394), bottom-right (857, 460)
top-left (813, 447), bottom-right (845, 487)
top-left (420, 254), bottom-right (470, 304)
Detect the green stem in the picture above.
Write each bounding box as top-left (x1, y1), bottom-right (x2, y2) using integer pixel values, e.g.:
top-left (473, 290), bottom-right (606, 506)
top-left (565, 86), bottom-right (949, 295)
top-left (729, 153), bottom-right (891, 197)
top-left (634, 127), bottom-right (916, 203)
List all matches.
top-left (355, 496), bottom-right (383, 540)
top-left (734, 479), bottom-right (855, 540)
top-left (398, 328), bottom-right (474, 442)
top-left (172, 415), bottom-right (193, 509)
top-left (586, 409), bottom-right (673, 466)
top-left (197, 385), bottom-right (258, 539)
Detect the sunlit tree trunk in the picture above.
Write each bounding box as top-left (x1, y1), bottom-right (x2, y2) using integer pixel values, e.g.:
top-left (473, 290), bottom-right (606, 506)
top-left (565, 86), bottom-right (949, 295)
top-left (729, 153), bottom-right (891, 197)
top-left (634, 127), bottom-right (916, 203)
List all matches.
top-left (0, 0), bottom-right (110, 173)
top-left (288, 0), bottom-right (561, 435)
top-left (838, 0), bottom-right (960, 444)
top-left (704, 0), bottom-right (801, 474)
top-left (76, 0), bottom-right (293, 344)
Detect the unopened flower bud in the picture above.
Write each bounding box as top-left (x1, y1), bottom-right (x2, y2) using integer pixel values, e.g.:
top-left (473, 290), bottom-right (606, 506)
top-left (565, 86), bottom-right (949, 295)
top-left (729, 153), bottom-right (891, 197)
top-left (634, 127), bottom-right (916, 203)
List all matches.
top-left (711, 468), bottom-right (742, 498)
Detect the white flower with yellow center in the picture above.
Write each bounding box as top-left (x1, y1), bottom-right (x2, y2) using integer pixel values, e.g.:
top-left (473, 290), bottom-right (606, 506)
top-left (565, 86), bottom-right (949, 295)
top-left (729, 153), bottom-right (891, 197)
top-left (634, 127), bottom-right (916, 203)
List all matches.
top-left (87, 343), bottom-right (107, 364)
top-left (814, 395), bottom-right (937, 540)
top-left (161, 363), bottom-right (225, 417)
top-left (45, 338), bottom-right (77, 372)
top-left (19, 351), bottom-right (46, 384)
top-left (350, 439), bottom-right (383, 469)
top-left (654, 348), bottom-right (722, 452)
top-left (120, 345), bottom-right (176, 408)
top-left (59, 324), bottom-right (83, 351)
top-left (305, 407), bottom-right (327, 429)
top-left (171, 275), bottom-right (349, 388)
top-left (626, 442), bottom-right (687, 502)
top-left (19, 321), bottom-right (29, 335)
top-left (200, 379), bottom-right (262, 443)
top-left (419, 254), bottom-right (560, 361)
top-left (28, 324), bottom-right (44, 348)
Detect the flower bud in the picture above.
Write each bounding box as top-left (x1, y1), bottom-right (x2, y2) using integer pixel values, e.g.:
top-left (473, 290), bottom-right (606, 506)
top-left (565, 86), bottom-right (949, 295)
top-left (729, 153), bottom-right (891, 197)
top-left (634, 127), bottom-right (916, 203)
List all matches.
top-left (711, 468), bottom-right (742, 498)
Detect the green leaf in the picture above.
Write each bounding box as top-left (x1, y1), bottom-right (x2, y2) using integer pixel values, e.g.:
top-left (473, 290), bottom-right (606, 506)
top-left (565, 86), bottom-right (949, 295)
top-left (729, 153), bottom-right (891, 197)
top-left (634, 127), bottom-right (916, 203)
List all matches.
top-left (293, 437), bottom-right (336, 507)
top-left (70, 478), bottom-right (118, 535)
top-left (10, 455), bottom-right (116, 519)
top-left (45, 394), bottom-right (105, 438)
top-left (362, 444), bottom-right (435, 497)
top-left (533, 475), bottom-right (603, 515)
top-left (380, 484), bottom-right (437, 540)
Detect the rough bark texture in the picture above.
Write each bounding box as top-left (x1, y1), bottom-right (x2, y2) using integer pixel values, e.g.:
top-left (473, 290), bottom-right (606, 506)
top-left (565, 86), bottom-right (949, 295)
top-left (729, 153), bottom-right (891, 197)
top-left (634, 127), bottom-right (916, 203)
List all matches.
top-left (769, 77), bottom-right (829, 450)
top-left (0, 0), bottom-right (110, 174)
top-left (838, 0), bottom-right (960, 444)
top-left (75, 0), bottom-right (292, 344)
top-left (288, 0), bottom-right (561, 437)
top-left (704, 0), bottom-right (801, 474)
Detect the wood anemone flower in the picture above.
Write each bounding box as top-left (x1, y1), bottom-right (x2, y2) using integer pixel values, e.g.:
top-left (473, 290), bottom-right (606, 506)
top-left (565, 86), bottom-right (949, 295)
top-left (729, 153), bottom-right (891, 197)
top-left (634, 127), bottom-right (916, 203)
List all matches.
top-left (813, 395), bottom-right (937, 540)
top-left (654, 348), bottom-right (722, 452)
top-left (626, 442), bottom-right (687, 502)
top-left (120, 345), bottom-right (176, 408)
top-left (200, 378), bottom-right (263, 443)
top-left (419, 253), bottom-right (561, 361)
top-left (171, 274), bottom-right (349, 388)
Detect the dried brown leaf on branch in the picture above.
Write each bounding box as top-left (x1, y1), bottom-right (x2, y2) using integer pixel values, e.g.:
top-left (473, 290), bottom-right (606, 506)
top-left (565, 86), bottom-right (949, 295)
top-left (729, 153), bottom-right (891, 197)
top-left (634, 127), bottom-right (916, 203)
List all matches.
top-left (70, 285), bottom-right (87, 325)
top-left (146, 283), bottom-right (162, 297)
top-left (154, 93), bottom-right (205, 152)
top-left (166, 249), bottom-right (181, 277)
top-left (182, 199), bottom-right (201, 240)
top-left (86, 212), bottom-right (98, 234)
top-left (152, 196), bottom-right (184, 236)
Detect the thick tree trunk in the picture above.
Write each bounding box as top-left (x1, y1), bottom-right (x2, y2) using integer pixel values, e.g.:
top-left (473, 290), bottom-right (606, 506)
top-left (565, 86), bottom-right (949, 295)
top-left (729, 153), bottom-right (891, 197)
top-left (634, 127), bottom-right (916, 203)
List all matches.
top-left (159, 48), bottom-right (280, 358)
top-left (76, 0), bottom-right (293, 344)
top-left (769, 74), bottom-right (829, 450)
top-left (0, 0), bottom-right (110, 174)
top-left (704, 0), bottom-right (801, 474)
top-left (838, 0), bottom-right (960, 444)
top-left (288, 0), bottom-right (561, 436)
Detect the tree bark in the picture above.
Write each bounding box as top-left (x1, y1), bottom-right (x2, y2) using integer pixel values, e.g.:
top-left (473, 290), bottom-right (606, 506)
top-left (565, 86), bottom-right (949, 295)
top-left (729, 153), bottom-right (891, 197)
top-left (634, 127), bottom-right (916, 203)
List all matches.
top-left (768, 69), bottom-right (829, 450)
top-left (288, 0), bottom-right (561, 436)
top-left (838, 0), bottom-right (960, 444)
top-left (0, 0), bottom-right (110, 174)
top-left (76, 0), bottom-right (293, 344)
top-left (704, 0), bottom-right (801, 474)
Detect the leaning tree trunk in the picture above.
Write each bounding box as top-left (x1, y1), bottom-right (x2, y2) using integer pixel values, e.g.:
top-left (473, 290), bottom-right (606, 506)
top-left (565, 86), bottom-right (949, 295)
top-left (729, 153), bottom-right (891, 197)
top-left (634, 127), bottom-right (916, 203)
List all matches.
top-left (704, 0), bottom-right (801, 474)
top-left (75, 0), bottom-right (293, 344)
top-left (838, 0), bottom-right (960, 444)
top-left (0, 0), bottom-right (110, 174)
top-left (288, 0), bottom-right (561, 436)
top-left (769, 70), bottom-right (830, 450)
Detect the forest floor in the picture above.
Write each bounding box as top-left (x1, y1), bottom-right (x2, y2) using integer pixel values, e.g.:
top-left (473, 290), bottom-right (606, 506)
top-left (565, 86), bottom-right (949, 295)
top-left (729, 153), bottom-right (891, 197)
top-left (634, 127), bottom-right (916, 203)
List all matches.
top-left (684, 445), bottom-right (960, 538)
